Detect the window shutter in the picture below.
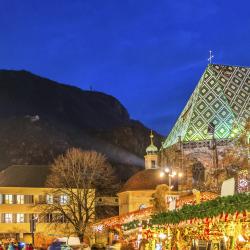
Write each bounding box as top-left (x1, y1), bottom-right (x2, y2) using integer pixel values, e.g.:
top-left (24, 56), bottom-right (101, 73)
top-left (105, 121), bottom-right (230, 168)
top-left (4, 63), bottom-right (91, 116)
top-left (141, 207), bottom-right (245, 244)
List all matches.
top-left (29, 195), bottom-right (33, 204)
top-left (0, 194), bottom-right (3, 204)
top-left (13, 214), bottom-right (16, 223)
top-left (24, 195), bottom-right (29, 204)
top-left (1, 213), bottom-right (5, 223)
top-left (2, 195), bottom-right (5, 204)
top-left (13, 195), bottom-right (17, 204)
top-left (24, 214), bottom-right (29, 223)
top-left (38, 195), bottom-right (45, 204)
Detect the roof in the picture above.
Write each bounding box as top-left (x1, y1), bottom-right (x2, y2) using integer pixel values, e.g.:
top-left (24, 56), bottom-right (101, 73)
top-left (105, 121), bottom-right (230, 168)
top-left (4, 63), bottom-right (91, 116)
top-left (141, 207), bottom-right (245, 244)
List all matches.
top-left (0, 165), bottom-right (51, 188)
top-left (162, 64), bottom-right (250, 148)
top-left (120, 169), bottom-right (169, 192)
top-left (146, 144), bottom-right (158, 153)
top-left (93, 192), bottom-right (218, 230)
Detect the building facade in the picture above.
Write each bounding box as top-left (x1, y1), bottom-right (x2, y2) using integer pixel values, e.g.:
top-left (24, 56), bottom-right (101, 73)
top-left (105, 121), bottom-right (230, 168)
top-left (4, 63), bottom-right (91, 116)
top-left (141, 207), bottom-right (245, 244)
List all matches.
top-left (0, 165), bottom-right (95, 246)
top-left (0, 186), bottom-right (68, 243)
top-left (160, 64), bottom-right (249, 190)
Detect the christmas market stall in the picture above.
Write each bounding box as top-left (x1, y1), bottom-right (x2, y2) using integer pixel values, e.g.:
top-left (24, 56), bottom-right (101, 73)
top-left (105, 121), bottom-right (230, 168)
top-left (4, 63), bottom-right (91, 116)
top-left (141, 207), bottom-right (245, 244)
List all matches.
top-left (122, 193), bottom-right (250, 250)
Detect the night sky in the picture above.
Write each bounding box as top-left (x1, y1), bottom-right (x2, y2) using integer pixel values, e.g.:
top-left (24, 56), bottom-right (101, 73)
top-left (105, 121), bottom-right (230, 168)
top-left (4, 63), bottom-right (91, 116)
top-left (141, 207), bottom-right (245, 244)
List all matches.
top-left (1, 1), bottom-right (250, 135)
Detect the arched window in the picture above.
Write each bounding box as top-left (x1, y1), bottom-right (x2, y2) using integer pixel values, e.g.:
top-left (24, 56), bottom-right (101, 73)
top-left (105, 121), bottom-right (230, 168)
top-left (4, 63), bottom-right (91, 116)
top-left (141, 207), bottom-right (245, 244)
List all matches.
top-left (192, 161), bottom-right (205, 184)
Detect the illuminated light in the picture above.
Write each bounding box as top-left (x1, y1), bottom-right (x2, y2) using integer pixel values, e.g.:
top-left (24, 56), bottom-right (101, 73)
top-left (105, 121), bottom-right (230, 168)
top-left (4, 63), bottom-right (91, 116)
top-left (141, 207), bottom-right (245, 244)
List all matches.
top-left (223, 236), bottom-right (228, 242)
top-left (164, 167), bottom-right (170, 173)
top-left (172, 171), bottom-right (176, 176)
top-left (158, 233), bottom-right (167, 240)
top-left (178, 172), bottom-right (183, 178)
top-left (160, 172), bottom-right (165, 177)
top-left (238, 234), bottom-right (246, 242)
top-left (94, 225), bottom-right (104, 232)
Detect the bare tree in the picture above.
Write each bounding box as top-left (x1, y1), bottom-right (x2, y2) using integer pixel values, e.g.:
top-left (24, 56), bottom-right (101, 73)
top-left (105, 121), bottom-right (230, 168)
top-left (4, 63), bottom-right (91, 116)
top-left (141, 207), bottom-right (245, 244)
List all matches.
top-left (39, 148), bottom-right (118, 242)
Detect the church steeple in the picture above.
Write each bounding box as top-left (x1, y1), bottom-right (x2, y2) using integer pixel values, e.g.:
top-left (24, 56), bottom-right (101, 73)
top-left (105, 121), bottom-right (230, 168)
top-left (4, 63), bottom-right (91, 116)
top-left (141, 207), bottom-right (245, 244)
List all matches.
top-left (145, 130), bottom-right (158, 169)
top-left (146, 130), bottom-right (158, 154)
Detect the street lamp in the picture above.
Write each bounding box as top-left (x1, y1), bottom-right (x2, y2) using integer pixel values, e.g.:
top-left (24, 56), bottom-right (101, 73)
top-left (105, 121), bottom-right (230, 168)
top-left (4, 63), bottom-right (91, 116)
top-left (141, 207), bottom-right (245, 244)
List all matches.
top-left (160, 167), bottom-right (183, 193)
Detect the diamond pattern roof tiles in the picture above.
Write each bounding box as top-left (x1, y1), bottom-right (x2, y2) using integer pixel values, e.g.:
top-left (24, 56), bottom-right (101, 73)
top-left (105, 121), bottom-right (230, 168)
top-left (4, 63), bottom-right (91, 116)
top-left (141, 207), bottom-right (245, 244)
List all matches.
top-left (162, 64), bottom-right (250, 148)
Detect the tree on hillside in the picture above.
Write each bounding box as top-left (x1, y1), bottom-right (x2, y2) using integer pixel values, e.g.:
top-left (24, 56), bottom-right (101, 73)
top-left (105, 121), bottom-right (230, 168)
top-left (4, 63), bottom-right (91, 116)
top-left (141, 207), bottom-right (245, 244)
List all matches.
top-left (39, 148), bottom-right (118, 242)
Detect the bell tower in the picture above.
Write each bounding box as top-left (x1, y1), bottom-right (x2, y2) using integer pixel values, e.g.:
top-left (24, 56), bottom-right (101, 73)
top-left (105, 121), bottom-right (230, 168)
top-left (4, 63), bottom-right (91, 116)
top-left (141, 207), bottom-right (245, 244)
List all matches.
top-left (144, 130), bottom-right (158, 169)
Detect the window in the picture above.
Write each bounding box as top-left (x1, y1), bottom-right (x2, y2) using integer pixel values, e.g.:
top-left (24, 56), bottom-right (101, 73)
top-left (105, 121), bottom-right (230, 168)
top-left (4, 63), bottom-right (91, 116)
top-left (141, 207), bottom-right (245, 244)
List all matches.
top-left (45, 213), bottom-right (53, 223)
top-left (16, 195), bottom-right (24, 204)
top-left (46, 195), bottom-right (53, 204)
top-left (55, 214), bottom-right (66, 223)
top-left (60, 195), bottom-right (68, 205)
top-left (16, 213), bottom-right (24, 223)
top-left (5, 213), bottom-right (12, 223)
top-left (192, 162), bottom-right (205, 184)
top-left (5, 195), bottom-right (13, 204)
top-left (151, 160), bottom-right (156, 168)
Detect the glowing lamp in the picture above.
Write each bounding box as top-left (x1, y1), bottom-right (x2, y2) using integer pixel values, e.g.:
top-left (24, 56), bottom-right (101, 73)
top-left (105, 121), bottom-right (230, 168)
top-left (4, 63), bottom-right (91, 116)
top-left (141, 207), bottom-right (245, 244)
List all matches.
top-left (164, 167), bottom-right (170, 173)
top-left (178, 172), bottom-right (183, 178)
top-left (158, 233), bottom-right (167, 240)
top-left (238, 234), bottom-right (246, 242)
top-left (223, 236), bottom-right (228, 242)
top-left (160, 172), bottom-right (165, 177)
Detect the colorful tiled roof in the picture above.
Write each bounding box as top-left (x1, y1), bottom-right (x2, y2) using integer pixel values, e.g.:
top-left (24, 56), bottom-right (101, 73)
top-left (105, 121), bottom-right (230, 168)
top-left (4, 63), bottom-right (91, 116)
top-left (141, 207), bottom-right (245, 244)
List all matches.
top-left (162, 64), bottom-right (250, 148)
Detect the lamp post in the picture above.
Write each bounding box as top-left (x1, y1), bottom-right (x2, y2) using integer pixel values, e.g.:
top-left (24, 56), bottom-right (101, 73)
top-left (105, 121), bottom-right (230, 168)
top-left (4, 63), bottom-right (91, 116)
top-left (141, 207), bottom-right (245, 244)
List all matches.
top-left (160, 167), bottom-right (183, 195)
top-left (30, 214), bottom-right (38, 246)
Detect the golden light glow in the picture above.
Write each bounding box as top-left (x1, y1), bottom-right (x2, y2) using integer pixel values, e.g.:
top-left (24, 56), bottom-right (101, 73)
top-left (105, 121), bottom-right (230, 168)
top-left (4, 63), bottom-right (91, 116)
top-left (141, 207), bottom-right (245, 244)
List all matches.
top-left (160, 172), bottom-right (165, 177)
top-left (178, 172), bottom-right (183, 178)
top-left (164, 167), bottom-right (170, 173)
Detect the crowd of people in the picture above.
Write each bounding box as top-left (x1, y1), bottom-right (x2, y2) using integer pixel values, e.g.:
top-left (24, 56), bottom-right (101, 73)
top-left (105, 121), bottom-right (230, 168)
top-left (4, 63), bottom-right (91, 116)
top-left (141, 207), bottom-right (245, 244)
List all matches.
top-left (0, 242), bottom-right (33, 250)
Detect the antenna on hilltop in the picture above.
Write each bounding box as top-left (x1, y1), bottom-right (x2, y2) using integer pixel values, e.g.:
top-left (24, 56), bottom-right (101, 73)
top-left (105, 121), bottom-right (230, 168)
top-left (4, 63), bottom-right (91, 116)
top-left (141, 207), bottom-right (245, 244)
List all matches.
top-left (208, 50), bottom-right (214, 64)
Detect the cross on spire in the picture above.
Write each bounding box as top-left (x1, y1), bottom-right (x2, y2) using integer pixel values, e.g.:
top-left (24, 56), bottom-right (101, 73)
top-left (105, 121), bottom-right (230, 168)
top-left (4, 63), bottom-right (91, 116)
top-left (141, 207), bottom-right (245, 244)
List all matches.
top-left (208, 50), bottom-right (214, 64)
top-left (150, 130), bottom-right (154, 145)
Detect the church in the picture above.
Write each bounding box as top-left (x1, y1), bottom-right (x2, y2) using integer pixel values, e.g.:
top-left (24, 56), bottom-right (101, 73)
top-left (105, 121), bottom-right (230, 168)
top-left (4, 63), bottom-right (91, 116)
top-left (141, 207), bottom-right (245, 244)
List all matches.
top-left (118, 63), bottom-right (249, 215)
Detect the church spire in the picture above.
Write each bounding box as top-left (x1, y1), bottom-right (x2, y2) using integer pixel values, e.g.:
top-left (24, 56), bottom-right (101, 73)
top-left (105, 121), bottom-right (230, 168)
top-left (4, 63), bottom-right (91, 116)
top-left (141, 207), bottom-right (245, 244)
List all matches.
top-left (150, 130), bottom-right (154, 145)
top-left (145, 130), bottom-right (158, 169)
top-left (146, 130), bottom-right (158, 155)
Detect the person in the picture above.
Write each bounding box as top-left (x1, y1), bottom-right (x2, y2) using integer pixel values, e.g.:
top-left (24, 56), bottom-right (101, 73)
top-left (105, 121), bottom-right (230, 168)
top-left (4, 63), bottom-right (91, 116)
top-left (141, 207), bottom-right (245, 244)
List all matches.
top-left (7, 243), bottom-right (15, 250)
top-left (82, 243), bottom-right (90, 250)
top-left (0, 243), bottom-right (4, 250)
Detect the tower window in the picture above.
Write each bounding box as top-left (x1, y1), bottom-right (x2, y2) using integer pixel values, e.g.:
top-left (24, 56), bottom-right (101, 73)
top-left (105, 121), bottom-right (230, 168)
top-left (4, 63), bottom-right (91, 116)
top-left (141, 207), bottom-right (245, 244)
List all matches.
top-left (151, 160), bottom-right (156, 168)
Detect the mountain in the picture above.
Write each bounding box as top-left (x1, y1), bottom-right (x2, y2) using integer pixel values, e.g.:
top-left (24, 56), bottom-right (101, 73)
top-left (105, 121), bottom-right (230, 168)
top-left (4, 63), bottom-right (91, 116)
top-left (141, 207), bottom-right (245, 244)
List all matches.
top-left (0, 70), bottom-right (163, 181)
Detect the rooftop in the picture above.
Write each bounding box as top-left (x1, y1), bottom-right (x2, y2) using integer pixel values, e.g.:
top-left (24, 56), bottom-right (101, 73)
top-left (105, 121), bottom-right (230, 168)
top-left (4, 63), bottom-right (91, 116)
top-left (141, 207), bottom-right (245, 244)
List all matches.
top-left (120, 169), bottom-right (170, 192)
top-left (162, 64), bottom-right (250, 148)
top-left (0, 165), bottom-right (51, 188)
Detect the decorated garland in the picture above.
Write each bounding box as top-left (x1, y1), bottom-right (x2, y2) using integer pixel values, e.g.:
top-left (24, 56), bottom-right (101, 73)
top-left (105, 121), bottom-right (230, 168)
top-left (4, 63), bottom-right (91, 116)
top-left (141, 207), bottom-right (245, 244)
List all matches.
top-left (122, 193), bottom-right (250, 230)
top-left (151, 193), bottom-right (250, 225)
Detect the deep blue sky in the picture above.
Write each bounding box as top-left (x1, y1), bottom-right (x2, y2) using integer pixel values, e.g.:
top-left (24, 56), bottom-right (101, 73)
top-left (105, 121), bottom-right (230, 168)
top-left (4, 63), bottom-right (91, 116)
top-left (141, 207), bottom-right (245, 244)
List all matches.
top-left (1, 1), bottom-right (250, 135)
